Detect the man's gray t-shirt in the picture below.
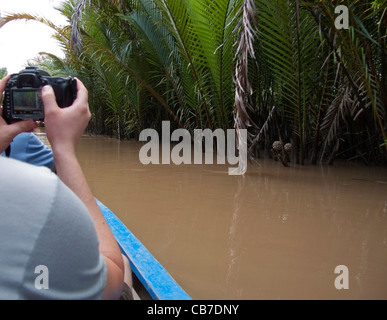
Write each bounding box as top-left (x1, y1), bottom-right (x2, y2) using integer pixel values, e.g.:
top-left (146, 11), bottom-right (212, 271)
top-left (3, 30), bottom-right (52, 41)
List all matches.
top-left (0, 157), bottom-right (107, 299)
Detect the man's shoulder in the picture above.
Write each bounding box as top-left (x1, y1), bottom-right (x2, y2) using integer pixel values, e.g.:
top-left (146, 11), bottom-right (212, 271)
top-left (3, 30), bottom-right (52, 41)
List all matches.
top-left (0, 154), bottom-right (53, 179)
top-left (0, 156), bottom-right (106, 300)
top-left (0, 157), bottom-right (59, 215)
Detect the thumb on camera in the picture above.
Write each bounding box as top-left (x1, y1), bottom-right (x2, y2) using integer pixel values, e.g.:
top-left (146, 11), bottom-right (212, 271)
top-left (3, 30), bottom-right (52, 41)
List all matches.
top-left (42, 85), bottom-right (58, 110)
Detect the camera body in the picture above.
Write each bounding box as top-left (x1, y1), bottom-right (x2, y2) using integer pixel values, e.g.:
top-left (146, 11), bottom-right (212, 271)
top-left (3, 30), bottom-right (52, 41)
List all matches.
top-left (2, 67), bottom-right (77, 123)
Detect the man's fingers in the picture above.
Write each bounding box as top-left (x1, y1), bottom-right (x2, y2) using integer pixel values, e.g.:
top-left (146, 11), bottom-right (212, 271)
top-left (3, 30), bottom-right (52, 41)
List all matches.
top-left (41, 85), bottom-right (58, 115)
top-left (73, 78), bottom-right (89, 108)
top-left (0, 75), bottom-right (12, 95)
top-left (0, 120), bottom-right (38, 153)
top-left (8, 120), bottom-right (38, 136)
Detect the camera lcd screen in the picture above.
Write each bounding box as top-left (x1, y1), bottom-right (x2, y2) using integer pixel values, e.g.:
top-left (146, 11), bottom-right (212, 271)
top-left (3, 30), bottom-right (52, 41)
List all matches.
top-left (12, 89), bottom-right (43, 111)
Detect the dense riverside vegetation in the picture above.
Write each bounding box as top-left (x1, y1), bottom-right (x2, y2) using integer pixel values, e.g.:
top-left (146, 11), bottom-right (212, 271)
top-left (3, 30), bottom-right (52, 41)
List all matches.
top-left (1, 0), bottom-right (386, 165)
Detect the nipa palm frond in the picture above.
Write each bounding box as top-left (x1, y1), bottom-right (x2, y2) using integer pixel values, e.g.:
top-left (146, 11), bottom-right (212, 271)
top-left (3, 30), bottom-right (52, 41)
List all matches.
top-left (233, 0), bottom-right (259, 134)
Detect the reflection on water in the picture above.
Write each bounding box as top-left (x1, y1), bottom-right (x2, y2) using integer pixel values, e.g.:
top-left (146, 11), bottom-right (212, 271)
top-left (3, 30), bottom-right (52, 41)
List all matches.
top-left (75, 134), bottom-right (387, 300)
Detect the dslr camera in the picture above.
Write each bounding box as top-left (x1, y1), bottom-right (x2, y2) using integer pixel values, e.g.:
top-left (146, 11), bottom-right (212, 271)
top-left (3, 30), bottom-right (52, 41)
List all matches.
top-left (2, 67), bottom-right (77, 123)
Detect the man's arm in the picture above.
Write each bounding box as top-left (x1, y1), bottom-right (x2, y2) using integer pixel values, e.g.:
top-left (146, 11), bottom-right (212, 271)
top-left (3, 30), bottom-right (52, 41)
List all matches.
top-left (42, 81), bottom-right (124, 300)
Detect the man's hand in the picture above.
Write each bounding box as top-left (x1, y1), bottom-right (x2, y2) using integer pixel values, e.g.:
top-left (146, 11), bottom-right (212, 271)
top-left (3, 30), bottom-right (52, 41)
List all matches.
top-left (0, 75), bottom-right (38, 153)
top-left (42, 78), bottom-right (91, 156)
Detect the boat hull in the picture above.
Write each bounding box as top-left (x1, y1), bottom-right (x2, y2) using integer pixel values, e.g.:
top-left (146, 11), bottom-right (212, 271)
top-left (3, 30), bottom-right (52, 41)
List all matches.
top-left (97, 199), bottom-right (191, 300)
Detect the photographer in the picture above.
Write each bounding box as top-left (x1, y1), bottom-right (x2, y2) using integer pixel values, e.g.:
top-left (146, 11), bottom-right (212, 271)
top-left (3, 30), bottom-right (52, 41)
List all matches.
top-left (0, 75), bottom-right (125, 299)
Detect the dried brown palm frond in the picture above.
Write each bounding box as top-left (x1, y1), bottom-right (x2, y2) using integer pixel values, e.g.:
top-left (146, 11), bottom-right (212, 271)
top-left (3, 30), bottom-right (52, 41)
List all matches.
top-left (319, 69), bottom-right (385, 163)
top-left (0, 12), bottom-right (63, 36)
top-left (320, 85), bottom-right (354, 150)
top-left (319, 76), bottom-right (371, 162)
top-left (233, 0), bottom-right (259, 139)
top-left (70, 0), bottom-right (90, 55)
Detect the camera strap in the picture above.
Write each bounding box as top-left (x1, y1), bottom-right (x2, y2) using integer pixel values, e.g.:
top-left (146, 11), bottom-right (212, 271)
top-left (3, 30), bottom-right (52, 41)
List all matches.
top-left (5, 145), bottom-right (11, 157)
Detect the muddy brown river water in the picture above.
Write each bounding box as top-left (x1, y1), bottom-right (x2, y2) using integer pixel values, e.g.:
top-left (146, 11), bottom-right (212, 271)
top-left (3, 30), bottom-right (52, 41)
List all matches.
top-left (73, 134), bottom-right (387, 300)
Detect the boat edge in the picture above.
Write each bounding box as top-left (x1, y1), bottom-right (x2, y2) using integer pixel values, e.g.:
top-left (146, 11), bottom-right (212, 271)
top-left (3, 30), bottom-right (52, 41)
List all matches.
top-left (96, 199), bottom-right (192, 300)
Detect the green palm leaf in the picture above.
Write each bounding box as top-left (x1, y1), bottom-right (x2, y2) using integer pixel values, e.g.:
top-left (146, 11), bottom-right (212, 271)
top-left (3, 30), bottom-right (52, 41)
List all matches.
top-left (257, 0), bottom-right (322, 163)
